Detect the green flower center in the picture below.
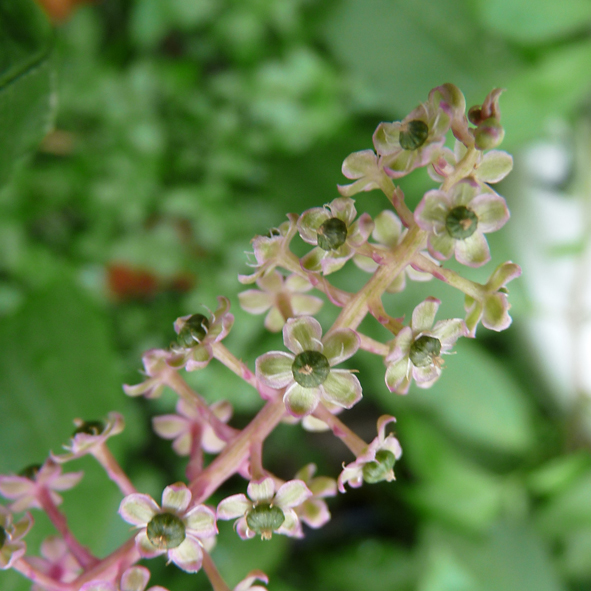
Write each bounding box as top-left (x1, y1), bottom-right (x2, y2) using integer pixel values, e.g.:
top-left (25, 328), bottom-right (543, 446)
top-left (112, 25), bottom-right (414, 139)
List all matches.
top-left (146, 512), bottom-right (186, 550)
top-left (19, 464), bottom-right (41, 480)
top-left (292, 350), bottom-right (330, 388)
top-left (362, 450), bottom-right (396, 484)
top-left (409, 335), bottom-right (441, 367)
top-left (246, 503), bottom-right (285, 540)
top-left (178, 314), bottom-right (210, 347)
top-left (73, 420), bottom-right (105, 437)
top-left (0, 526), bottom-right (6, 548)
top-left (317, 217), bottom-right (348, 251)
top-left (399, 120), bottom-right (429, 151)
top-left (445, 206), bottom-right (478, 240)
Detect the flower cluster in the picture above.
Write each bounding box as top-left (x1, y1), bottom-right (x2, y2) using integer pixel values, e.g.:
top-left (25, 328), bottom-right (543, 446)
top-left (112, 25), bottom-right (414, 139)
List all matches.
top-left (0, 84), bottom-right (519, 591)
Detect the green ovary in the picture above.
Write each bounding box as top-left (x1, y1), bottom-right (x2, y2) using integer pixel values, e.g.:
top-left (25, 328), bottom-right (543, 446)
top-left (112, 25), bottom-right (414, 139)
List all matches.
top-left (178, 314), bottom-right (210, 347)
top-left (409, 335), bottom-right (441, 367)
top-left (292, 350), bottom-right (330, 387)
top-left (399, 120), bottom-right (429, 151)
top-left (445, 206), bottom-right (478, 240)
top-left (147, 512), bottom-right (186, 550)
top-left (317, 217), bottom-right (348, 251)
top-left (246, 504), bottom-right (285, 540)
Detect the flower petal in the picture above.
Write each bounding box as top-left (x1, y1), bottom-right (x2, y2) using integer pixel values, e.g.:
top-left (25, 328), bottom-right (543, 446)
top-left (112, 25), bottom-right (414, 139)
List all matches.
top-left (120, 566), bottom-right (150, 591)
top-left (152, 415), bottom-right (188, 440)
top-left (217, 494), bottom-right (251, 520)
top-left (135, 531), bottom-right (163, 559)
top-left (161, 483), bottom-right (191, 513)
top-left (470, 193), bottom-right (510, 233)
top-left (321, 371), bottom-right (362, 409)
top-left (256, 352), bottom-right (294, 388)
top-left (411, 297), bottom-right (440, 333)
top-left (238, 290), bottom-right (273, 315)
top-left (322, 329), bottom-right (360, 366)
top-left (184, 505), bottom-right (217, 537)
top-left (247, 477), bottom-right (276, 503)
top-left (297, 208), bottom-right (330, 245)
top-left (283, 383), bottom-right (320, 417)
top-left (385, 358), bottom-right (411, 394)
top-left (274, 480), bottom-right (312, 509)
top-left (169, 536), bottom-right (204, 573)
top-left (454, 231), bottom-right (490, 267)
top-left (299, 499), bottom-right (331, 528)
top-left (119, 494), bottom-right (159, 526)
top-left (475, 150), bottom-right (513, 183)
top-left (283, 316), bottom-right (323, 354)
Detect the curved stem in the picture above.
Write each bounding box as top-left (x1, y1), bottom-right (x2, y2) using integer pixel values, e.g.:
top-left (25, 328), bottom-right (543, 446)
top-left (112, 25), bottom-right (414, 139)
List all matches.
top-left (36, 488), bottom-right (98, 569)
top-left (357, 332), bottom-right (390, 357)
top-left (13, 558), bottom-right (72, 591)
top-left (212, 343), bottom-right (258, 390)
top-left (91, 444), bottom-right (137, 496)
top-left (312, 404), bottom-right (367, 457)
top-left (202, 549), bottom-right (232, 591)
top-left (410, 253), bottom-right (484, 299)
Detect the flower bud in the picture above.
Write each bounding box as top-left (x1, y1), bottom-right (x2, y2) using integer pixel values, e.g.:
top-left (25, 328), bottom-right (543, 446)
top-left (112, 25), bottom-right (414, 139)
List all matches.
top-left (474, 117), bottom-right (505, 150)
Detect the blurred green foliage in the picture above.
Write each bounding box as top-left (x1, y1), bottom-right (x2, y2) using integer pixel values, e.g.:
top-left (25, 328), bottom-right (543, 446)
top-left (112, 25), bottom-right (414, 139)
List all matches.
top-left (2, 0), bottom-right (591, 590)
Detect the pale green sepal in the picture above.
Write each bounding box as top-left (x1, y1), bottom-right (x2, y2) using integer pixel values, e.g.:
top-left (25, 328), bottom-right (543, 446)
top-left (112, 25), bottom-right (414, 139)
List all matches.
top-left (239, 290), bottom-right (273, 314)
top-left (298, 208), bottom-right (330, 244)
top-left (184, 506), bottom-right (216, 535)
top-left (322, 370), bottom-right (362, 409)
top-left (483, 293), bottom-right (512, 331)
top-left (283, 316), bottom-right (323, 355)
top-left (119, 494), bottom-right (159, 526)
top-left (476, 150), bottom-right (513, 183)
top-left (274, 480), bottom-right (311, 508)
top-left (248, 478), bottom-right (275, 502)
top-left (217, 494), bottom-right (252, 520)
top-left (322, 329), bottom-right (359, 365)
top-left (385, 359), bottom-right (410, 393)
top-left (411, 297), bottom-right (440, 333)
top-left (431, 318), bottom-right (467, 343)
top-left (161, 484), bottom-right (191, 513)
top-left (300, 247), bottom-right (324, 272)
top-left (256, 352), bottom-right (294, 388)
top-left (284, 383), bottom-right (320, 417)
top-left (373, 210), bottom-right (401, 246)
top-left (455, 231), bottom-right (490, 267)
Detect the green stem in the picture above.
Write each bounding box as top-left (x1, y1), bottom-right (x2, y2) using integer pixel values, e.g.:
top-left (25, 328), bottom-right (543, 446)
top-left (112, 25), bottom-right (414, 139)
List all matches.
top-left (328, 225), bottom-right (427, 333)
top-left (212, 342), bottom-right (258, 389)
top-left (202, 549), bottom-right (232, 591)
top-left (410, 253), bottom-right (484, 299)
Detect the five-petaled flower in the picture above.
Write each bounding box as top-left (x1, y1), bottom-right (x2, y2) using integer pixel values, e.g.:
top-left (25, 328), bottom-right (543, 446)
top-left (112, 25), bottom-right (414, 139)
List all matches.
top-left (384, 298), bottom-right (467, 394)
top-left (464, 261), bottom-right (522, 336)
top-left (217, 477), bottom-right (311, 540)
top-left (168, 297), bottom-right (234, 371)
top-left (79, 566), bottom-right (169, 591)
top-left (256, 316), bottom-right (362, 418)
top-left (0, 505), bottom-right (32, 569)
top-left (153, 399), bottom-right (233, 456)
top-left (297, 197), bottom-right (374, 275)
top-left (338, 416), bottom-right (402, 492)
top-left (118, 483), bottom-right (217, 573)
top-left (238, 271), bottom-right (323, 332)
top-left (414, 179), bottom-right (510, 267)
top-left (372, 88), bottom-right (451, 179)
top-left (0, 459), bottom-right (83, 513)
top-left (52, 413), bottom-right (125, 463)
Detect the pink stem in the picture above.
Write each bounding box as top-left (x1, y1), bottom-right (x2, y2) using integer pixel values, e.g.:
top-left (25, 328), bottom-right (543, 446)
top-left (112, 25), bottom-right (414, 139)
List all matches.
top-left (37, 488), bottom-right (98, 569)
top-left (91, 444), bottom-right (137, 496)
top-left (312, 404), bottom-right (367, 457)
top-left (13, 558), bottom-right (72, 591)
top-left (202, 549), bottom-right (232, 591)
top-left (189, 398), bottom-right (285, 503)
top-left (186, 423), bottom-right (204, 481)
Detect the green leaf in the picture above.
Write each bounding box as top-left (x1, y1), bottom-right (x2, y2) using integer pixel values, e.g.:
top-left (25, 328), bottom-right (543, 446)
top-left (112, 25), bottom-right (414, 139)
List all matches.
top-left (419, 521), bottom-right (566, 591)
top-left (323, 0), bottom-right (522, 116)
top-left (0, 0), bottom-right (55, 186)
top-left (0, 276), bottom-right (137, 473)
top-left (476, 0), bottom-right (591, 44)
top-left (501, 40), bottom-right (591, 148)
